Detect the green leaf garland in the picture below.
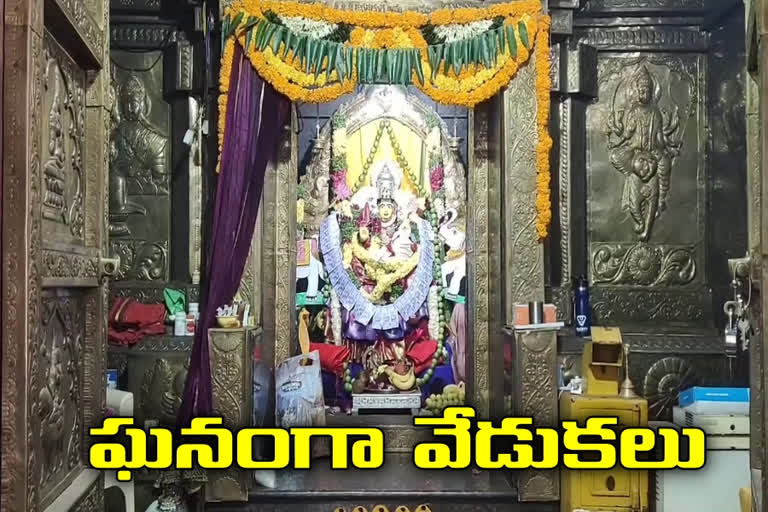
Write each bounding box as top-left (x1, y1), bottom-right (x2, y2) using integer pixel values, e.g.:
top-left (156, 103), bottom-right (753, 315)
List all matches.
top-left (224, 11), bottom-right (530, 86)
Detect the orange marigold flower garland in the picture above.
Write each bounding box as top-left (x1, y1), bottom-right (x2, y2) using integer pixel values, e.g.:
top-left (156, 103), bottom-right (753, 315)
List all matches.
top-left (534, 14), bottom-right (552, 239)
top-left (217, 0), bottom-right (553, 238)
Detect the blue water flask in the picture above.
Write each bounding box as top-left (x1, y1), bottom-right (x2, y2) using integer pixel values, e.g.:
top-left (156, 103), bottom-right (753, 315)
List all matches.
top-left (574, 275), bottom-right (591, 337)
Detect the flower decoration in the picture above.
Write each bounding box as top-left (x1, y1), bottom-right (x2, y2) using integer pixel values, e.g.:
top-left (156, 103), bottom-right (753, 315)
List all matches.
top-left (627, 244), bottom-right (662, 286)
top-left (430, 165), bottom-right (444, 192)
top-left (279, 15), bottom-right (337, 39)
top-left (332, 171), bottom-right (351, 200)
top-left (218, 0), bottom-right (553, 238)
top-left (433, 20), bottom-right (494, 43)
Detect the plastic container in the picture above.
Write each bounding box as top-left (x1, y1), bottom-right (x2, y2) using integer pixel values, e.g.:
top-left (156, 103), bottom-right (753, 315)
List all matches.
top-left (186, 314), bottom-right (196, 336)
top-left (188, 302), bottom-right (199, 322)
top-left (174, 312), bottom-right (186, 336)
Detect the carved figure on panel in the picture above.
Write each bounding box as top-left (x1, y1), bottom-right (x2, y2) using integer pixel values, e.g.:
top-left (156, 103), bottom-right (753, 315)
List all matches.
top-left (42, 48), bottom-right (85, 238)
top-left (606, 65), bottom-right (682, 241)
top-left (38, 295), bottom-right (84, 491)
top-left (39, 342), bottom-right (66, 486)
top-left (140, 358), bottom-right (189, 427)
top-left (44, 68), bottom-right (68, 222)
top-left (110, 240), bottom-right (167, 281)
top-left (108, 71), bottom-right (152, 236)
top-left (112, 74), bottom-right (168, 194)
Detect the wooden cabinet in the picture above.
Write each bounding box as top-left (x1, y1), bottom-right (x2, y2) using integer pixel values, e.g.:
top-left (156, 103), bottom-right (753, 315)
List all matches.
top-left (560, 393), bottom-right (649, 512)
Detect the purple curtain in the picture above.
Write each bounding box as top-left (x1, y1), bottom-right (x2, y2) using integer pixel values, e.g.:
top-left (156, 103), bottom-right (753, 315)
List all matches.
top-left (178, 44), bottom-right (290, 426)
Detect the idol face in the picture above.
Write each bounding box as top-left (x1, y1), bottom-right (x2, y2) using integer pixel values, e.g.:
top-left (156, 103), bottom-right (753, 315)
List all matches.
top-left (378, 201), bottom-right (395, 223)
top-left (635, 80), bottom-right (652, 104)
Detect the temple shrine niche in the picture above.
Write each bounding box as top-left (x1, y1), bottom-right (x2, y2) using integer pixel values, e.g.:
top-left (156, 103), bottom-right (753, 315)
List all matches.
top-left (295, 86), bottom-right (468, 412)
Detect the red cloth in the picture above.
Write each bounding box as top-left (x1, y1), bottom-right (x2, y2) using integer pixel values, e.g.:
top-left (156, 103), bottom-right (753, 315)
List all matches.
top-left (404, 320), bottom-right (439, 374)
top-left (310, 342), bottom-right (351, 375)
top-left (408, 340), bottom-right (438, 375)
top-left (108, 297), bottom-right (166, 346)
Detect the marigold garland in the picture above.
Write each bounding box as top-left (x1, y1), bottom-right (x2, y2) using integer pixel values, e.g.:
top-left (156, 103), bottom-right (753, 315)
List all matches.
top-left (534, 15), bottom-right (552, 239)
top-left (217, 0), bottom-right (553, 238)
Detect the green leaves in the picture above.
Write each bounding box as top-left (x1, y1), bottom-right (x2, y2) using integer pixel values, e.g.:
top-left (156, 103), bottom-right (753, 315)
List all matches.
top-left (413, 49), bottom-right (425, 85)
top-left (505, 24), bottom-right (517, 59)
top-left (428, 45), bottom-right (442, 79)
top-left (224, 10), bottom-right (532, 88)
top-left (518, 21), bottom-right (529, 49)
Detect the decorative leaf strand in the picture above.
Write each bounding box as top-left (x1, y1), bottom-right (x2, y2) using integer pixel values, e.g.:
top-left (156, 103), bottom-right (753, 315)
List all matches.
top-left (224, 11), bottom-right (524, 86)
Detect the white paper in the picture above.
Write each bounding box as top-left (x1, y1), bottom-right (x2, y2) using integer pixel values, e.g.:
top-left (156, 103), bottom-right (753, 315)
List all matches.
top-left (183, 129), bottom-right (195, 145)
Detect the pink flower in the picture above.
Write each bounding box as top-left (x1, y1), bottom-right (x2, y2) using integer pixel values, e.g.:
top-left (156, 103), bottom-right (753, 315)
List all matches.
top-left (332, 171), bottom-right (351, 200)
top-left (430, 166), bottom-right (444, 191)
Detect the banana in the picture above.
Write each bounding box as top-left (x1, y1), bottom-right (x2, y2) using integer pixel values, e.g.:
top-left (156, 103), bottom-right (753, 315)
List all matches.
top-left (443, 384), bottom-right (460, 395)
top-left (379, 365), bottom-right (416, 390)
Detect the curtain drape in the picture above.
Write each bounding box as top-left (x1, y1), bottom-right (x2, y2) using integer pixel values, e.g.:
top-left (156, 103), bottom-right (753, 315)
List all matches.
top-left (178, 43), bottom-right (290, 426)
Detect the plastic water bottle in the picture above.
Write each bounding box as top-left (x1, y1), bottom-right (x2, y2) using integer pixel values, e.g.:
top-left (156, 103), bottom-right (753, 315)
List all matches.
top-left (574, 275), bottom-right (591, 337)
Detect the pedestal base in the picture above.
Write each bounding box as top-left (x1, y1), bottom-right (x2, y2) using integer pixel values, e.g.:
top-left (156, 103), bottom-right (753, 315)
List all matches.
top-left (351, 391), bottom-right (422, 415)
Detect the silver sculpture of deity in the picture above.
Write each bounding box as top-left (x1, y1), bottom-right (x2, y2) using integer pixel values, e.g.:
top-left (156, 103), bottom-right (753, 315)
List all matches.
top-left (109, 73), bottom-right (168, 236)
top-left (606, 65), bottom-right (682, 241)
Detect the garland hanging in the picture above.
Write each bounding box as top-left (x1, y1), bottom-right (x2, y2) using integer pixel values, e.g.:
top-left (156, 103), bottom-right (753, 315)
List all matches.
top-left (218, 0), bottom-right (552, 238)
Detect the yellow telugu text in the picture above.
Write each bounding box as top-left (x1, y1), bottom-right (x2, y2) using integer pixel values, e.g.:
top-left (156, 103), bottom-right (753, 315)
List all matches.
top-left (89, 411), bottom-right (705, 479)
top-left (413, 408), bottom-right (706, 470)
top-left (89, 417), bottom-right (384, 481)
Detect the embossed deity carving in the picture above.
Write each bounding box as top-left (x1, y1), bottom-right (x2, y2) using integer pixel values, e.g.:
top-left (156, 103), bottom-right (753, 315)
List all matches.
top-left (42, 49), bottom-right (85, 238)
top-left (109, 73), bottom-right (168, 236)
top-left (606, 66), bottom-right (682, 241)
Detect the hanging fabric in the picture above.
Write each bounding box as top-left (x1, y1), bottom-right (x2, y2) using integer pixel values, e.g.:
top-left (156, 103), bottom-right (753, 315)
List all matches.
top-left (178, 43), bottom-right (290, 425)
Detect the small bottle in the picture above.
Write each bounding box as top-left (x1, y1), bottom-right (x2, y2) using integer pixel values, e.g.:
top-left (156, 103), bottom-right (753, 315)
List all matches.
top-left (188, 303), bottom-right (199, 323)
top-left (574, 275), bottom-right (591, 337)
top-left (186, 313), bottom-right (196, 336)
top-left (174, 312), bottom-right (186, 336)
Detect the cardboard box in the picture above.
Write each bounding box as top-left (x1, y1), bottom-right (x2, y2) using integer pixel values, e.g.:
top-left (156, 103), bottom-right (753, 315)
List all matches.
top-left (513, 303), bottom-right (557, 326)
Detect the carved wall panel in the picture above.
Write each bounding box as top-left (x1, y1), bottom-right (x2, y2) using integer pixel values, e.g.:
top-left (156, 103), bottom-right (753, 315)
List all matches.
top-left (36, 290), bottom-right (86, 508)
top-left (109, 47), bottom-right (170, 281)
top-left (503, 59), bottom-right (545, 320)
top-left (584, 0), bottom-right (705, 11)
top-left (109, 281), bottom-right (199, 304)
top-left (42, 33), bottom-right (87, 244)
top-left (585, 53), bottom-right (708, 324)
top-left (109, 335), bottom-right (192, 427)
top-left (111, 239), bottom-right (168, 280)
top-left (207, 328), bottom-right (256, 502)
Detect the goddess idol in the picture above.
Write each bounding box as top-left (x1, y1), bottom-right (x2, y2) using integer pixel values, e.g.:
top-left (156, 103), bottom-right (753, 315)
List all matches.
top-left (295, 86), bottom-right (467, 410)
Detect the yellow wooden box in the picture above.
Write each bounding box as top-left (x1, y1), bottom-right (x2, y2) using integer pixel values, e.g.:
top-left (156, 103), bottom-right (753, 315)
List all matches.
top-left (560, 392), bottom-right (649, 512)
top-left (582, 327), bottom-right (624, 396)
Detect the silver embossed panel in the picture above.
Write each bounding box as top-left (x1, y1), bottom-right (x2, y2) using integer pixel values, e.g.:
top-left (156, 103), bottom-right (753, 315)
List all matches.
top-left (42, 31), bottom-right (87, 244)
top-left (587, 54), bottom-right (704, 287)
top-left (109, 49), bottom-right (171, 281)
top-left (37, 290), bottom-right (86, 508)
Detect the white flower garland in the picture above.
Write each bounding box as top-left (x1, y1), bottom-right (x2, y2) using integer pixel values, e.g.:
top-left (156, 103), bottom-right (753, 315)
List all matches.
top-left (331, 289), bottom-right (342, 345)
top-left (434, 20), bottom-right (494, 43)
top-left (428, 285), bottom-right (440, 340)
top-left (433, 197), bottom-right (445, 221)
top-left (332, 125), bottom-right (347, 157)
top-left (278, 15), bottom-right (338, 40)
